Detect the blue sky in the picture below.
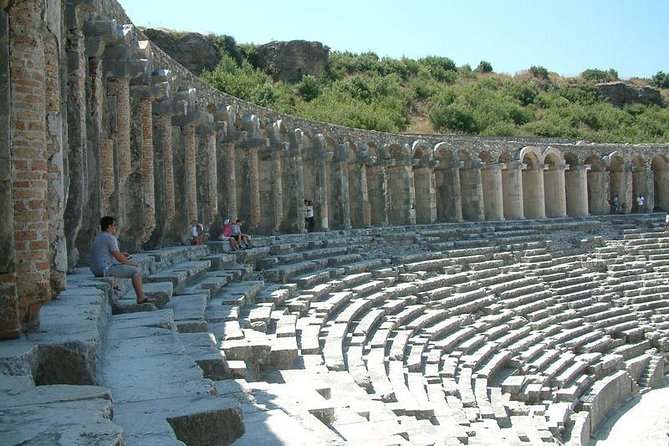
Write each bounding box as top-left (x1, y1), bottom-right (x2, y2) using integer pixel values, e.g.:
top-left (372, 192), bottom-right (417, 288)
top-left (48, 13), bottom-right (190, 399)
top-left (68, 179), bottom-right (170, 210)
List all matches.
top-left (118, 0), bottom-right (668, 80)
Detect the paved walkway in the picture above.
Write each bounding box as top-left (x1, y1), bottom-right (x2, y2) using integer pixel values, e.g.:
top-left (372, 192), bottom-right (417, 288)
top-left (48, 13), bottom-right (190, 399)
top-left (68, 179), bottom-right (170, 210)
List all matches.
top-left (592, 385), bottom-right (669, 446)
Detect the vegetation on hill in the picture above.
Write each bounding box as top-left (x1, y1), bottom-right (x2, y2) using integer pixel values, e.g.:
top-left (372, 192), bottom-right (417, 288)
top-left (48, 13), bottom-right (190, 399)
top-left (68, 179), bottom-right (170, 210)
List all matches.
top-left (200, 36), bottom-right (669, 143)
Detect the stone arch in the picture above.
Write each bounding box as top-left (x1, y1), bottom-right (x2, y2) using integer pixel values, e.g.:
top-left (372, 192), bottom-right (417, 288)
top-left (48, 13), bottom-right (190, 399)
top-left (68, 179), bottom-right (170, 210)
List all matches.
top-left (651, 154), bottom-right (669, 211)
top-left (563, 152), bottom-right (589, 217)
top-left (412, 141), bottom-right (436, 224)
top-left (387, 143), bottom-right (415, 225)
top-left (606, 152), bottom-right (630, 214)
top-left (347, 141), bottom-right (368, 228)
top-left (498, 150), bottom-right (523, 220)
top-left (543, 148), bottom-right (567, 218)
top-left (631, 155), bottom-right (649, 212)
top-left (585, 154), bottom-right (609, 215)
top-left (520, 147), bottom-right (545, 219)
top-left (310, 134), bottom-right (334, 231)
top-left (434, 142), bottom-right (461, 222)
top-left (458, 149), bottom-right (484, 221)
top-left (301, 131), bottom-right (320, 229)
top-left (329, 140), bottom-right (352, 229)
top-left (365, 143), bottom-right (388, 226)
top-left (478, 150), bottom-right (503, 221)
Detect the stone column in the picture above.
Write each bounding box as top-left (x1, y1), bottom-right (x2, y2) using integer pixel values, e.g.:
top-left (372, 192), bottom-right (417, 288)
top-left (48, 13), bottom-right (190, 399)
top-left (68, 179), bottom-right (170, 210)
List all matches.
top-left (282, 139), bottom-right (305, 233)
top-left (330, 155), bottom-right (352, 229)
top-left (100, 139), bottom-right (115, 217)
top-left (138, 97), bottom-right (156, 245)
top-left (544, 164), bottom-right (567, 218)
top-left (436, 160), bottom-right (463, 222)
top-left (522, 164), bottom-right (546, 219)
top-left (565, 165), bottom-right (589, 217)
top-left (183, 124), bottom-right (198, 223)
top-left (314, 153), bottom-right (330, 231)
top-left (115, 78), bottom-right (131, 216)
top-left (349, 163), bottom-right (371, 228)
top-left (151, 113), bottom-right (175, 245)
top-left (610, 163), bottom-right (633, 214)
top-left (248, 146), bottom-right (261, 230)
top-left (654, 168), bottom-right (669, 211)
top-left (632, 165), bottom-right (648, 213)
top-left (366, 164), bottom-right (389, 226)
top-left (73, 55), bottom-right (104, 264)
top-left (196, 128), bottom-right (218, 227)
top-left (9, 0), bottom-right (50, 330)
top-left (63, 25), bottom-right (87, 271)
top-left (502, 161), bottom-right (524, 220)
top-left (387, 162), bottom-right (416, 225)
top-left (45, 29), bottom-right (67, 296)
top-left (414, 165), bottom-right (437, 224)
top-left (587, 169), bottom-right (610, 215)
top-left (460, 163), bottom-right (485, 222)
top-left (645, 170), bottom-right (655, 212)
top-left (481, 163), bottom-right (504, 221)
top-left (221, 141), bottom-right (237, 220)
top-left (0, 7), bottom-right (17, 339)
top-left (271, 147), bottom-right (284, 234)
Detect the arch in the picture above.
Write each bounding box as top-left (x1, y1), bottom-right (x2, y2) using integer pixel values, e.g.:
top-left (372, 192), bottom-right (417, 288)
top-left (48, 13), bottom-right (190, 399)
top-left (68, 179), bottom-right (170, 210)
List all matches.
top-left (651, 154), bottom-right (669, 211)
top-left (542, 147), bottom-right (567, 218)
top-left (458, 149), bottom-right (484, 221)
top-left (412, 141), bottom-right (436, 224)
top-left (631, 155), bottom-right (649, 212)
top-left (607, 152), bottom-right (630, 214)
top-left (520, 147), bottom-right (545, 219)
top-left (365, 143), bottom-right (388, 226)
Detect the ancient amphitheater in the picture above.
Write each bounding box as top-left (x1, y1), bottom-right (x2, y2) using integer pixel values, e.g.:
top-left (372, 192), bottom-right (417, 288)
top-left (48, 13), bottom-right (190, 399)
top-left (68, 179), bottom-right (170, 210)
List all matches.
top-left (2, 1), bottom-right (669, 445)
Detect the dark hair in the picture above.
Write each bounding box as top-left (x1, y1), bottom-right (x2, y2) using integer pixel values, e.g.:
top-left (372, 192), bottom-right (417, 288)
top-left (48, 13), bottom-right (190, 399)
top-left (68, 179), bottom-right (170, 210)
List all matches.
top-left (100, 216), bottom-right (116, 231)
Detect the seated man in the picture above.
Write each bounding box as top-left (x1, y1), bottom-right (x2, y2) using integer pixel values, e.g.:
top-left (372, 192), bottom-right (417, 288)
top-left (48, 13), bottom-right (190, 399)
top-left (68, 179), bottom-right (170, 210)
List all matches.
top-left (231, 219), bottom-right (251, 249)
top-left (218, 218), bottom-right (239, 251)
top-left (89, 216), bottom-right (153, 304)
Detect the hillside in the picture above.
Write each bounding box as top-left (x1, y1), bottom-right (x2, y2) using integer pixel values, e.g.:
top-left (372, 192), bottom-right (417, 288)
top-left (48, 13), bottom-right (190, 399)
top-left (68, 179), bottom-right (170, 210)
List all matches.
top-left (144, 28), bottom-right (669, 143)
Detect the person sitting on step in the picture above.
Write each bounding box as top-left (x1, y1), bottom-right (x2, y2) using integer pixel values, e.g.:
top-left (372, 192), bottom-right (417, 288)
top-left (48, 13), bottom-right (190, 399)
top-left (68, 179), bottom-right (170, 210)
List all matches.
top-left (231, 218), bottom-right (251, 249)
top-left (218, 218), bottom-right (239, 251)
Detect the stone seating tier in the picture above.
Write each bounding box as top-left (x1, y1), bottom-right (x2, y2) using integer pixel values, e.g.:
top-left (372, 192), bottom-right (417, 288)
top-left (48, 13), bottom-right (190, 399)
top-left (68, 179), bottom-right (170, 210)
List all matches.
top-left (4, 216), bottom-right (669, 445)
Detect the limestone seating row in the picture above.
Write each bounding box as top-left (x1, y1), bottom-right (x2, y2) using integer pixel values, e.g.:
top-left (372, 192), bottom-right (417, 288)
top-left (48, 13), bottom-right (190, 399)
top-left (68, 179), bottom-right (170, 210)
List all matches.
top-left (129, 218), bottom-right (668, 440)
top-left (0, 243), bottom-right (253, 445)
top-left (316, 233), bottom-right (656, 442)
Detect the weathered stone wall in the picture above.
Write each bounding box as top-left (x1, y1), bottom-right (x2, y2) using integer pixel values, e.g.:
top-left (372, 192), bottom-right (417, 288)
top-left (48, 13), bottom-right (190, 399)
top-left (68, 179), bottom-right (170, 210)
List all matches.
top-left (1, 0), bottom-right (669, 339)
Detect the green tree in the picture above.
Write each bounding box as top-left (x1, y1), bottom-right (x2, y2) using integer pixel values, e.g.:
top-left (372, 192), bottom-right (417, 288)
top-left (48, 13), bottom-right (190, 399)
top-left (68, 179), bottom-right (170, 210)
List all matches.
top-left (529, 65), bottom-right (549, 80)
top-left (296, 75), bottom-right (320, 101)
top-left (651, 71), bottom-right (669, 89)
top-left (580, 68), bottom-right (618, 83)
top-left (474, 60), bottom-right (493, 73)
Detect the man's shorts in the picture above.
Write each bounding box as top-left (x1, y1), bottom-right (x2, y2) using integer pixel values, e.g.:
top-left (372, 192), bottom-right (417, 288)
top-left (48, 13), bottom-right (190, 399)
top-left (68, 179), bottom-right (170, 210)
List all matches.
top-left (109, 264), bottom-right (140, 279)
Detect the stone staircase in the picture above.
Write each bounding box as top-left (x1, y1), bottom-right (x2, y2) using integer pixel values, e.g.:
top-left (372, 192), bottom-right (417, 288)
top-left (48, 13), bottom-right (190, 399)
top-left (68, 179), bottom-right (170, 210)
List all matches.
top-left (1, 214), bottom-right (668, 445)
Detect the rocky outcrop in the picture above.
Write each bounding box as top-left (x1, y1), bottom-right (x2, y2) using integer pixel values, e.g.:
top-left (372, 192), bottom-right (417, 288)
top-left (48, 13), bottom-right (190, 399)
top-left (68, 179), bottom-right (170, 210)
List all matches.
top-left (142, 28), bottom-right (221, 75)
top-left (596, 81), bottom-right (665, 107)
top-left (256, 40), bottom-right (329, 83)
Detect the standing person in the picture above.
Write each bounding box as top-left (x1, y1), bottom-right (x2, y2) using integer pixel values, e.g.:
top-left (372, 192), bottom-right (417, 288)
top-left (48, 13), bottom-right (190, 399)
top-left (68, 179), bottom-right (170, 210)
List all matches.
top-left (231, 219), bottom-right (251, 248)
top-left (305, 200), bottom-right (315, 232)
top-left (637, 195), bottom-right (645, 213)
top-left (89, 216), bottom-right (153, 305)
top-left (665, 213), bottom-right (669, 232)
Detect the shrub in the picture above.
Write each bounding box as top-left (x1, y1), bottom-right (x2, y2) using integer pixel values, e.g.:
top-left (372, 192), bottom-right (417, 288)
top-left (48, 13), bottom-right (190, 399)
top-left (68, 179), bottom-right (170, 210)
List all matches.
top-left (651, 71), bottom-right (669, 89)
top-left (580, 68), bottom-right (619, 83)
top-left (529, 65), bottom-right (549, 80)
top-left (475, 60), bottom-right (493, 73)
